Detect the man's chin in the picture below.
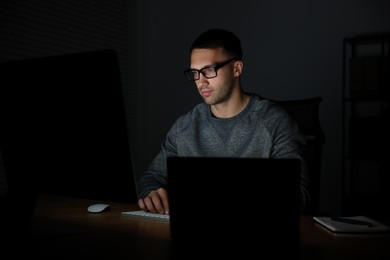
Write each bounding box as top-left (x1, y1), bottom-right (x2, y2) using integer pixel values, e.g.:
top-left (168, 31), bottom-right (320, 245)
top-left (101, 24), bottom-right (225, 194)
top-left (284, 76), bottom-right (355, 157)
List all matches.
top-left (200, 95), bottom-right (214, 104)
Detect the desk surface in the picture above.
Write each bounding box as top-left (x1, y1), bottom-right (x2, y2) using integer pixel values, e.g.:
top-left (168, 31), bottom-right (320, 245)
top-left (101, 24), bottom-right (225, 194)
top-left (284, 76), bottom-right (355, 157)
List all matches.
top-left (19, 194), bottom-right (390, 259)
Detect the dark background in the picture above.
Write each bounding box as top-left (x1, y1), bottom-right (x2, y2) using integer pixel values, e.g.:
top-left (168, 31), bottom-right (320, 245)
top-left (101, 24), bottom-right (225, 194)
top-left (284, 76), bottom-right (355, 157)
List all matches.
top-left (0, 0), bottom-right (390, 216)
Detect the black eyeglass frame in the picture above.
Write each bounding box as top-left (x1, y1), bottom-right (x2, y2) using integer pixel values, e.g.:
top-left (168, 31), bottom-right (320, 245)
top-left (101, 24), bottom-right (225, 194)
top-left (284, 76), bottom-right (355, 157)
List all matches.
top-left (184, 57), bottom-right (238, 81)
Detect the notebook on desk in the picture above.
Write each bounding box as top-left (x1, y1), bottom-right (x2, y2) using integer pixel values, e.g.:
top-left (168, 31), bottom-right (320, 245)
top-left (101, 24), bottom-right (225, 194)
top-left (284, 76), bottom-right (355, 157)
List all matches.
top-left (167, 156), bottom-right (301, 259)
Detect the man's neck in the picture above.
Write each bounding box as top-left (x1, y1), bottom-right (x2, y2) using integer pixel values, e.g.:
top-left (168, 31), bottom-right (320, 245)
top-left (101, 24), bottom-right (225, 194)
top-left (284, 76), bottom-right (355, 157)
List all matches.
top-left (210, 91), bottom-right (250, 119)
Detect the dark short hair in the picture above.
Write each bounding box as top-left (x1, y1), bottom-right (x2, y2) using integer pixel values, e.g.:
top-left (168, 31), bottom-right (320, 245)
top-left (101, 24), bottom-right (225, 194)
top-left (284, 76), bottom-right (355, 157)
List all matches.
top-left (190, 28), bottom-right (243, 60)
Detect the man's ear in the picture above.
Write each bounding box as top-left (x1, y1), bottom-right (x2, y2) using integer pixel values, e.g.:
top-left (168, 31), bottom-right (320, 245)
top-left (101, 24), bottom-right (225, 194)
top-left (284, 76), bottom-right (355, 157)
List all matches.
top-left (234, 60), bottom-right (243, 76)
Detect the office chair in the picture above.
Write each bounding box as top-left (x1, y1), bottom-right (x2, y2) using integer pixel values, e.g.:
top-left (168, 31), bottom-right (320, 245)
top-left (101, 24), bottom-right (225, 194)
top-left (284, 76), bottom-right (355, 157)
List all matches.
top-left (271, 97), bottom-right (326, 215)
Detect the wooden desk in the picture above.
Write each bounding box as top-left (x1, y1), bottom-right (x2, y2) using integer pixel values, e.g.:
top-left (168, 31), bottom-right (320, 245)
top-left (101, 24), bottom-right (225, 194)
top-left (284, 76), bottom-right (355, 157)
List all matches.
top-left (24, 194), bottom-right (390, 259)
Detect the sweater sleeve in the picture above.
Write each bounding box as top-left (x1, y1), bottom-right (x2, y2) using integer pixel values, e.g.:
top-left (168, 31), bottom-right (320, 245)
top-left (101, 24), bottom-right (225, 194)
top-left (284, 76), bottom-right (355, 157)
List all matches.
top-left (137, 121), bottom-right (178, 200)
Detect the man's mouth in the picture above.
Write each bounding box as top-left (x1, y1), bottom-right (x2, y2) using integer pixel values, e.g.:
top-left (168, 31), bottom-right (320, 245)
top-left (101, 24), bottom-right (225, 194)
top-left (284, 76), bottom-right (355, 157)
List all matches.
top-left (201, 89), bottom-right (213, 97)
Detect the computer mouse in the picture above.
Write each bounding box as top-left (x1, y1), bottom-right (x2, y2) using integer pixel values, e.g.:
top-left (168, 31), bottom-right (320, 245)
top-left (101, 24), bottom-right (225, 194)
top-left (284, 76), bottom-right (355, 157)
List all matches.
top-left (87, 203), bottom-right (110, 213)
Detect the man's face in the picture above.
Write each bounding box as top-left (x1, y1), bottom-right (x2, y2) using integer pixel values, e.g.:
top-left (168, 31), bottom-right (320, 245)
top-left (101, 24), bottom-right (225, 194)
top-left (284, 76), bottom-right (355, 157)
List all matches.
top-left (190, 48), bottom-right (238, 106)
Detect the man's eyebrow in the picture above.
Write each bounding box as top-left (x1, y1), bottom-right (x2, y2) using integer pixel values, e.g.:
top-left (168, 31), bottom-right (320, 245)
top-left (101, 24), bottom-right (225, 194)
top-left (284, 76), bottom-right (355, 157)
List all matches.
top-left (189, 63), bottom-right (215, 70)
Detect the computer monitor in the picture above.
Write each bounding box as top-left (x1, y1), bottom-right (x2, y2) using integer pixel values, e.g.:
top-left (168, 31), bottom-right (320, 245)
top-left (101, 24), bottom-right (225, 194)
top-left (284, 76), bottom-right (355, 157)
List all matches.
top-left (0, 49), bottom-right (137, 203)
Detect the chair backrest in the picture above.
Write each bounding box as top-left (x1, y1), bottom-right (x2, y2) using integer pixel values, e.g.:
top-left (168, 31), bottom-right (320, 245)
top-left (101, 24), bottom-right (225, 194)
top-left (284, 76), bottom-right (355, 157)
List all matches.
top-left (271, 97), bottom-right (325, 215)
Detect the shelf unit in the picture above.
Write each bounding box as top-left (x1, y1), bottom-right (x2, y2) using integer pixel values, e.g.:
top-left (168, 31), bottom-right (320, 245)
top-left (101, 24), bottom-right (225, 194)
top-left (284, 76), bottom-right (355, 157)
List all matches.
top-left (342, 34), bottom-right (390, 219)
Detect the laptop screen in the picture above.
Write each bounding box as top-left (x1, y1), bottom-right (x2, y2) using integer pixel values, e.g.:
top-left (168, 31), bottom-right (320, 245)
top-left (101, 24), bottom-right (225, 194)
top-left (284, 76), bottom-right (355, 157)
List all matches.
top-left (167, 157), bottom-right (301, 258)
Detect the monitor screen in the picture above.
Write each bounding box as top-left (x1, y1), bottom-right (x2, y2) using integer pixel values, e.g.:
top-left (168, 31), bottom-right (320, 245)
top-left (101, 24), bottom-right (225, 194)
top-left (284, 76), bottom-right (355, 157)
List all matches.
top-left (0, 49), bottom-right (137, 203)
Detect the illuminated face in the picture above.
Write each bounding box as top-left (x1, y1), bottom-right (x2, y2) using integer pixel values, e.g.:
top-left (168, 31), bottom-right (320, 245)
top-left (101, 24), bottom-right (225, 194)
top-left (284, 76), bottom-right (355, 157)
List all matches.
top-left (189, 48), bottom-right (239, 106)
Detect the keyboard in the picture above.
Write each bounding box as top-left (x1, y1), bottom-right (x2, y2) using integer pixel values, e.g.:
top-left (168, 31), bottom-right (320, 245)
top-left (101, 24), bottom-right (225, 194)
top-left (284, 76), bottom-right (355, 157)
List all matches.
top-left (121, 210), bottom-right (170, 222)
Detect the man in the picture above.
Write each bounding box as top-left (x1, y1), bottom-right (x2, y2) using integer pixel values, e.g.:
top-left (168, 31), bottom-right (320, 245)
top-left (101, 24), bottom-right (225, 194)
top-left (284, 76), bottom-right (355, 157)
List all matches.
top-left (137, 28), bottom-right (309, 215)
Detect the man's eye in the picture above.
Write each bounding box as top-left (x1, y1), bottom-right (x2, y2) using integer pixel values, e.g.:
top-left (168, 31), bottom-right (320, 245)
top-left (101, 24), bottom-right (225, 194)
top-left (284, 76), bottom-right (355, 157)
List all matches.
top-left (202, 67), bottom-right (215, 73)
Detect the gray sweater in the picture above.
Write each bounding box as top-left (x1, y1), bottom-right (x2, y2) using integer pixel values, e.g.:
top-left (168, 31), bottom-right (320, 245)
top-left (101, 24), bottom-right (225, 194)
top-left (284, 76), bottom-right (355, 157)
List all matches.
top-left (138, 93), bottom-right (310, 209)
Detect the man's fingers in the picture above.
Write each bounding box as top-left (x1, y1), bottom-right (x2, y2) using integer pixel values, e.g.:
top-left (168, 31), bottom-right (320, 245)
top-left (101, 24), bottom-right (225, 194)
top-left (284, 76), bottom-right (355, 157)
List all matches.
top-left (157, 188), bottom-right (169, 215)
top-left (139, 189), bottom-right (169, 215)
top-left (138, 199), bottom-right (145, 210)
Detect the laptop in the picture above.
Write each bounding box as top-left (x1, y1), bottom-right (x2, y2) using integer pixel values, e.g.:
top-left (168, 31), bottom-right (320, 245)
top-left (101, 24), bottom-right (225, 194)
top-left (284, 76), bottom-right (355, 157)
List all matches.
top-left (167, 157), bottom-right (301, 259)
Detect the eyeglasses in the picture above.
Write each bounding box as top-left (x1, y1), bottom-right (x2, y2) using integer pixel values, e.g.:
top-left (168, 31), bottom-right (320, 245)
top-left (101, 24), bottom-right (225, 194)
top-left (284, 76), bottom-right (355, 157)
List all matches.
top-left (184, 58), bottom-right (237, 81)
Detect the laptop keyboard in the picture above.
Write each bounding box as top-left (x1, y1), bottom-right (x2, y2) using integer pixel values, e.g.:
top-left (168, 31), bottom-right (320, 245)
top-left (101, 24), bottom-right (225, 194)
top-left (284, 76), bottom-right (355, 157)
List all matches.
top-left (121, 210), bottom-right (170, 222)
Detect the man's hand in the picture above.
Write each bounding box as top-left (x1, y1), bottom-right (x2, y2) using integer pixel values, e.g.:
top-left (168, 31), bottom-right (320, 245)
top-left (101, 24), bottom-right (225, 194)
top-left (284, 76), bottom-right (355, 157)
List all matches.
top-left (138, 188), bottom-right (169, 215)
